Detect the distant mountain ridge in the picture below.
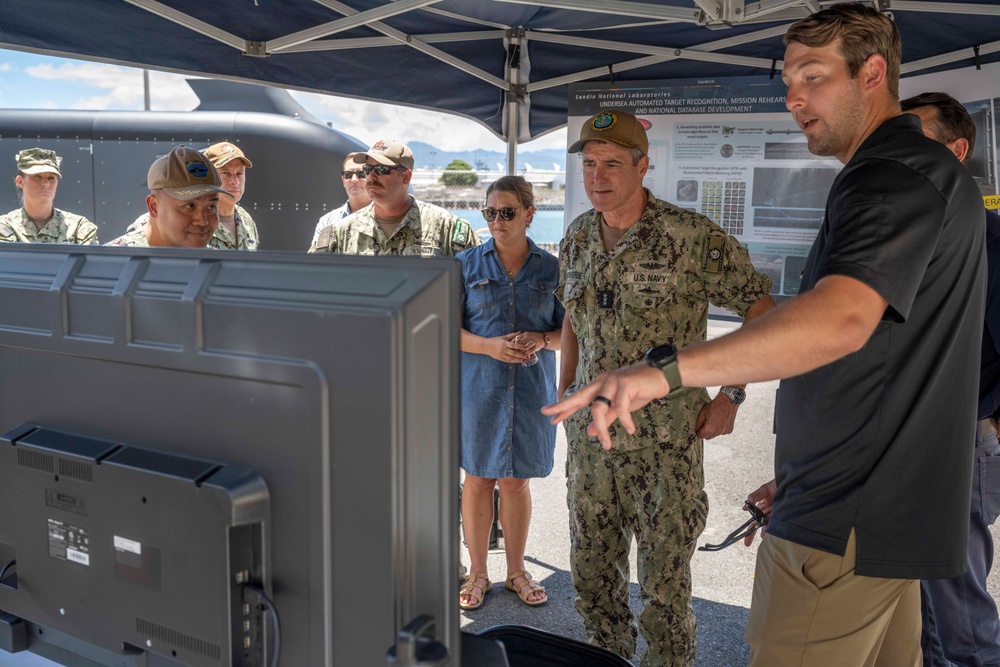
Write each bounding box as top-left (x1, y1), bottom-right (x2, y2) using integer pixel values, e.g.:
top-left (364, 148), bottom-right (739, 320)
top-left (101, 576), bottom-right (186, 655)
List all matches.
top-left (408, 141), bottom-right (566, 171)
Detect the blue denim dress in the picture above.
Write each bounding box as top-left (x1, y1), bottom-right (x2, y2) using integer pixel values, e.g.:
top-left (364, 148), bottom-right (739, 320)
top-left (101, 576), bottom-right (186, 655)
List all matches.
top-left (458, 238), bottom-right (565, 479)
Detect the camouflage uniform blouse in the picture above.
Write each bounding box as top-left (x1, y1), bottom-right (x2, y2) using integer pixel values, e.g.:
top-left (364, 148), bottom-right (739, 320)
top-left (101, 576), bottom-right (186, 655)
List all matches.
top-left (211, 205), bottom-right (259, 251)
top-left (104, 228), bottom-right (149, 247)
top-left (557, 190), bottom-right (772, 452)
top-left (308, 199), bottom-right (479, 256)
top-left (0, 207), bottom-right (98, 244)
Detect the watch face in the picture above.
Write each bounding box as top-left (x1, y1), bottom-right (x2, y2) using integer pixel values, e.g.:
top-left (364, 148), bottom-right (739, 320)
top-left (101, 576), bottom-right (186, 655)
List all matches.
top-left (645, 343), bottom-right (678, 368)
top-left (724, 387), bottom-right (747, 404)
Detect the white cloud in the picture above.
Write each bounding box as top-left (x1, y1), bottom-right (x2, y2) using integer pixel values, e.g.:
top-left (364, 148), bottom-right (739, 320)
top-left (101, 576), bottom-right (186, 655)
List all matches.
top-left (290, 90), bottom-right (568, 154)
top-left (24, 61), bottom-right (197, 111)
top-left (291, 91), bottom-right (505, 151)
top-left (146, 71), bottom-right (200, 111)
top-left (10, 51), bottom-right (568, 155)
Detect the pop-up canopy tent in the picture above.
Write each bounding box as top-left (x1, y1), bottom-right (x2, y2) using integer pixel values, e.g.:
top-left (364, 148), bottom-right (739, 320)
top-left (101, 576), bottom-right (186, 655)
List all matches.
top-left (1, 0), bottom-right (998, 168)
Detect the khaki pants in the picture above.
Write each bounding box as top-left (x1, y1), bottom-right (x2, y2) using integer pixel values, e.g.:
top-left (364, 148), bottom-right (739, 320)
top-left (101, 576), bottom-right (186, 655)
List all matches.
top-left (746, 529), bottom-right (922, 667)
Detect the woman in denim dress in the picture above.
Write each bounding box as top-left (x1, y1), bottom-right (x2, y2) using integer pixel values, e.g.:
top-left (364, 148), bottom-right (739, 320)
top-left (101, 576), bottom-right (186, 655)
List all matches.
top-left (457, 176), bottom-right (564, 611)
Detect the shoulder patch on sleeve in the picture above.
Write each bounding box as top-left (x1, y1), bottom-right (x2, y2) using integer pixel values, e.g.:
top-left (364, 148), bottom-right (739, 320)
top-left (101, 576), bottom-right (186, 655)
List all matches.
top-left (703, 234), bottom-right (725, 273)
top-left (452, 219), bottom-right (471, 246)
top-left (312, 224), bottom-right (335, 252)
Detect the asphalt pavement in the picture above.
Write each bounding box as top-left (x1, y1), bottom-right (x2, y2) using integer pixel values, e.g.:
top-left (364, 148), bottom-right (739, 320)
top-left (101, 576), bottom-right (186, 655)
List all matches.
top-left (460, 322), bottom-right (1000, 666)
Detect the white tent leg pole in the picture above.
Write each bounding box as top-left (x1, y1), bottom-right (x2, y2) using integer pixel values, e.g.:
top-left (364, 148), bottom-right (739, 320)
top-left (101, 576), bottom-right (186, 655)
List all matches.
top-left (504, 28), bottom-right (526, 175)
top-left (506, 100), bottom-right (518, 175)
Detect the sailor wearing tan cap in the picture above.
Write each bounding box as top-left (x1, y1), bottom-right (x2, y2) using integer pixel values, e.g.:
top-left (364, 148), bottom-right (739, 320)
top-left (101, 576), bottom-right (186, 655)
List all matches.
top-left (106, 146), bottom-right (229, 248)
top-left (0, 148), bottom-right (98, 244)
top-left (308, 138), bottom-right (478, 256)
top-left (553, 109), bottom-right (774, 666)
top-left (201, 141), bottom-right (259, 250)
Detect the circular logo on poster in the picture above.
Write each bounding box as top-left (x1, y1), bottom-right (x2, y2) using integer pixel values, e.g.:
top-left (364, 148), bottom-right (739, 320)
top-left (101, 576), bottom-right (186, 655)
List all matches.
top-left (592, 112), bottom-right (618, 131)
top-left (720, 144), bottom-right (734, 158)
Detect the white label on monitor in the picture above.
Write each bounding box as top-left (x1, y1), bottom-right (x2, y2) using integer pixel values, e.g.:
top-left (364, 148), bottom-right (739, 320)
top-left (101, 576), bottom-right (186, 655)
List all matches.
top-left (66, 548), bottom-right (90, 566)
top-left (48, 518), bottom-right (90, 565)
top-left (114, 536), bottom-right (142, 555)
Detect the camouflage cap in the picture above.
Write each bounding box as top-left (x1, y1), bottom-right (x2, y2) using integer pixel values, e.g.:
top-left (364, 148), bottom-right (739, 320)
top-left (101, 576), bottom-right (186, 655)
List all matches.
top-left (147, 146), bottom-right (231, 201)
top-left (568, 109), bottom-right (649, 155)
top-left (202, 141), bottom-right (253, 169)
top-left (16, 148), bottom-right (62, 177)
top-left (353, 139), bottom-right (414, 170)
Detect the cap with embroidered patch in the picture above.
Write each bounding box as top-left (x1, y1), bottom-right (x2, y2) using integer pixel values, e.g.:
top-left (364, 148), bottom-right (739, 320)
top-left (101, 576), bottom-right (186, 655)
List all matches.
top-left (202, 141), bottom-right (253, 169)
top-left (353, 139), bottom-right (414, 170)
top-left (147, 146), bottom-right (231, 201)
top-left (16, 148), bottom-right (62, 177)
top-left (568, 110), bottom-right (649, 155)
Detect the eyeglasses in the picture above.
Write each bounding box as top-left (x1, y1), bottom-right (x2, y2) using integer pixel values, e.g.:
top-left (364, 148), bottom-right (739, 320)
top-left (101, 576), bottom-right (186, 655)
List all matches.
top-left (342, 169), bottom-right (366, 180)
top-left (362, 164), bottom-right (407, 177)
top-left (697, 501), bottom-right (769, 552)
top-left (481, 207), bottom-right (519, 222)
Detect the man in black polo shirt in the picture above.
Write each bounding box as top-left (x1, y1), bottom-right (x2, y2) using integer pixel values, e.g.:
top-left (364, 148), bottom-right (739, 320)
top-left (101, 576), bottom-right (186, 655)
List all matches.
top-left (543, 4), bottom-right (986, 665)
top-left (901, 91), bottom-right (1000, 667)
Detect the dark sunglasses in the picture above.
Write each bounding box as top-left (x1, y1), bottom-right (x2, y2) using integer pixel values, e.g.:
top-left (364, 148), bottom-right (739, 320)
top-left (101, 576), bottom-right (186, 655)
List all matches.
top-left (697, 500), bottom-right (769, 552)
top-left (481, 207), bottom-right (519, 222)
top-left (342, 169), bottom-right (366, 179)
top-left (362, 164), bottom-right (407, 177)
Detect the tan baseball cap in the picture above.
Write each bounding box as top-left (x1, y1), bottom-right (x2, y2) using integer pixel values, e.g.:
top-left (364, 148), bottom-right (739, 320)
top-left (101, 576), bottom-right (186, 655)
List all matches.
top-left (147, 146), bottom-right (231, 201)
top-left (203, 141), bottom-right (253, 169)
top-left (568, 110), bottom-right (649, 155)
top-left (16, 148), bottom-right (62, 176)
top-left (353, 139), bottom-right (414, 170)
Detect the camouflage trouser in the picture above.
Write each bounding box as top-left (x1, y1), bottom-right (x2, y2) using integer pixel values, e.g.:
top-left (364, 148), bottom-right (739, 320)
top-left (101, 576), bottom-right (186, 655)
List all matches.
top-left (565, 416), bottom-right (708, 667)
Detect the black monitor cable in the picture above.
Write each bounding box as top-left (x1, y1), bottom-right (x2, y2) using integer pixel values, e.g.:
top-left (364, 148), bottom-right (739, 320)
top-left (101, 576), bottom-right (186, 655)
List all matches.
top-left (244, 585), bottom-right (280, 667)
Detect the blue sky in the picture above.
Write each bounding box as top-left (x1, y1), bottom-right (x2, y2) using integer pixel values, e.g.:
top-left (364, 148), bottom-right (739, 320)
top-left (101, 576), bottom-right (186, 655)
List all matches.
top-left (0, 48), bottom-right (568, 153)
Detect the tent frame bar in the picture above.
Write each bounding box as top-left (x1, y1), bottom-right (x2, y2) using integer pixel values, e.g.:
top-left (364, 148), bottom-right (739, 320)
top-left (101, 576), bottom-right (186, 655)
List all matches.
top-left (116, 0), bottom-right (1000, 160)
top-left (268, 0), bottom-right (443, 53)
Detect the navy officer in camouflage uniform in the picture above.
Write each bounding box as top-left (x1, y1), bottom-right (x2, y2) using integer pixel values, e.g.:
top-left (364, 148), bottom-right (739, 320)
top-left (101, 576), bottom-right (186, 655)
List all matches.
top-left (308, 139), bottom-right (478, 256)
top-left (0, 148), bottom-right (98, 244)
top-left (557, 110), bottom-right (775, 666)
top-left (106, 146), bottom-right (228, 248)
top-left (201, 141), bottom-right (260, 250)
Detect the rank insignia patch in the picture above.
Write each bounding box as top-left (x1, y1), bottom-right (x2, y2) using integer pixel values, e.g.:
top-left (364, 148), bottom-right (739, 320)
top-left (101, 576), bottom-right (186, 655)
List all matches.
top-left (703, 235), bottom-right (725, 273)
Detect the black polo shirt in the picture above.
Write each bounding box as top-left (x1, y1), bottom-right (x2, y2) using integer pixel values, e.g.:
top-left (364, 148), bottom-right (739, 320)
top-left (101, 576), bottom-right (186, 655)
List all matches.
top-left (771, 114), bottom-right (986, 580)
top-left (980, 209), bottom-right (1000, 419)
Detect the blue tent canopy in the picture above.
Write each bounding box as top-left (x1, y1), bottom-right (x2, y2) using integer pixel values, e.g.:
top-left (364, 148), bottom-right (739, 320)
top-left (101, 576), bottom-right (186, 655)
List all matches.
top-left (1, 0), bottom-right (998, 161)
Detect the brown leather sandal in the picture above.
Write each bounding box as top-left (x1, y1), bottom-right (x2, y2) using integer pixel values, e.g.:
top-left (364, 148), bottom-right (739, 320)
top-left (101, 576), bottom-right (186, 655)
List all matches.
top-left (459, 572), bottom-right (491, 611)
top-left (505, 569), bottom-right (547, 607)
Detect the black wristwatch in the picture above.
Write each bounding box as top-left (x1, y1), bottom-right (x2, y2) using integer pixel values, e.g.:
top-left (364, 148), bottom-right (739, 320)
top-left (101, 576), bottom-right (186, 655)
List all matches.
top-left (719, 386), bottom-right (747, 405)
top-left (645, 343), bottom-right (683, 395)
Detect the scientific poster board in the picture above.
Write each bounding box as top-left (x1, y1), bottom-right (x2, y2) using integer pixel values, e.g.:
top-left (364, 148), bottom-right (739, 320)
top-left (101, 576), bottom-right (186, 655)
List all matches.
top-left (566, 75), bottom-right (835, 299)
top-left (566, 63), bottom-right (1000, 298)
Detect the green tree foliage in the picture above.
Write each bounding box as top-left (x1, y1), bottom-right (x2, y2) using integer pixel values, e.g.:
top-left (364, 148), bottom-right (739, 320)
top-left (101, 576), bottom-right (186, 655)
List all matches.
top-left (440, 159), bottom-right (478, 186)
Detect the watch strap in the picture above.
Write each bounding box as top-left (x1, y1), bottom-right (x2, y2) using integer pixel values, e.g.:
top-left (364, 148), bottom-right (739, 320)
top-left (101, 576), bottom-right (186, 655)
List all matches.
top-left (719, 385), bottom-right (745, 404)
top-left (660, 358), bottom-right (683, 396)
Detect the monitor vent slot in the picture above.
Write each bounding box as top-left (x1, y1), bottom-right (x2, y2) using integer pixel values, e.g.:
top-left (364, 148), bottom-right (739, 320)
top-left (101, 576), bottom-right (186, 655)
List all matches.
top-left (17, 448), bottom-right (54, 473)
top-left (58, 458), bottom-right (94, 483)
top-left (19, 428), bottom-right (118, 459)
top-left (107, 447), bottom-right (217, 482)
top-left (136, 618), bottom-right (221, 659)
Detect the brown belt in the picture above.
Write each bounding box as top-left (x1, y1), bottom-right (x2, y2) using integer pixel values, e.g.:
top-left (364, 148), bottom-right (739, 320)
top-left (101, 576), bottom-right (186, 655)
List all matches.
top-left (980, 416), bottom-right (997, 438)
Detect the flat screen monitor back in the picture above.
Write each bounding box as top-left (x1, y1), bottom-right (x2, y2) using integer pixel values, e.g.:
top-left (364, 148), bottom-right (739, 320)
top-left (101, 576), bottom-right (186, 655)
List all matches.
top-left (0, 245), bottom-right (461, 666)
